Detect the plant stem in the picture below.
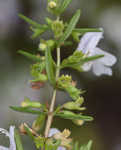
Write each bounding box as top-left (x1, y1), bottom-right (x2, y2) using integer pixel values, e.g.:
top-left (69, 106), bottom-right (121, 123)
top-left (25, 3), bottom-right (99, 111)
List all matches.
top-left (44, 47), bottom-right (60, 138)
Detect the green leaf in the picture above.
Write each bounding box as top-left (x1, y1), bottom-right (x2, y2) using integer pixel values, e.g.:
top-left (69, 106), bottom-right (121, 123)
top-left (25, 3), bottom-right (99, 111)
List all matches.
top-left (31, 25), bottom-right (49, 39)
top-left (80, 140), bottom-right (93, 150)
top-left (58, 10), bottom-right (81, 46)
top-left (19, 14), bottom-right (42, 28)
top-left (10, 106), bottom-right (45, 115)
top-left (56, 111), bottom-right (93, 121)
top-left (14, 129), bottom-right (24, 150)
top-left (18, 50), bottom-right (41, 62)
top-left (73, 28), bottom-right (103, 33)
top-left (73, 142), bottom-right (79, 150)
top-left (59, 0), bottom-right (72, 14)
top-left (81, 55), bottom-right (104, 63)
top-left (45, 47), bottom-right (56, 85)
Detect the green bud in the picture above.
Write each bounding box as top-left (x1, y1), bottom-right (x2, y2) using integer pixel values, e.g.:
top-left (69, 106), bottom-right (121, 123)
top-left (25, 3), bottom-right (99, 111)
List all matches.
top-left (61, 110), bottom-right (75, 116)
top-left (48, 1), bottom-right (57, 9)
top-left (45, 17), bottom-right (53, 26)
top-left (63, 101), bottom-right (86, 111)
top-left (75, 97), bottom-right (84, 106)
top-left (63, 102), bottom-right (76, 110)
top-left (72, 31), bottom-right (81, 42)
top-left (72, 119), bottom-right (85, 126)
top-left (51, 20), bottom-right (64, 39)
top-left (46, 40), bottom-right (55, 50)
top-left (39, 43), bottom-right (47, 51)
top-left (21, 97), bottom-right (42, 108)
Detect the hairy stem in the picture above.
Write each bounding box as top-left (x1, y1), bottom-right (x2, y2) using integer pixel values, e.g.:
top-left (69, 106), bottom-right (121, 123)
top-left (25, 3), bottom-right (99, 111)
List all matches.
top-left (44, 47), bottom-right (60, 138)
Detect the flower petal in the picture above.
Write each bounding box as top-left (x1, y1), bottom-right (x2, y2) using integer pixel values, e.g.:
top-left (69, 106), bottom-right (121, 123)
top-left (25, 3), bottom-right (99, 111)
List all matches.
top-left (48, 128), bottom-right (60, 137)
top-left (94, 48), bottom-right (117, 66)
top-left (0, 146), bottom-right (9, 150)
top-left (9, 126), bottom-right (16, 150)
top-left (82, 62), bottom-right (92, 71)
top-left (0, 128), bottom-right (9, 137)
top-left (57, 146), bottom-right (66, 150)
top-left (92, 61), bottom-right (112, 76)
top-left (77, 32), bottom-right (103, 54)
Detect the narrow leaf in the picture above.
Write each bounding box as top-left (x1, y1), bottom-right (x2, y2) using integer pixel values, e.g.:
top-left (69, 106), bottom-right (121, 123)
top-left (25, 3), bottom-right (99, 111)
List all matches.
top-left (74, 142), bottom-right (79, 150)
top-left (86, 140), bottom-right (93, 150)
top-left (45, 47), bottom-right (56, 85)
top-left (56, 112), bottom-right (93, 121)
top-left (82, 55), bottom-right (104, 63)
top-left (14, 129), bottom-right (24, 150)
top-left (18, 50), bottom-right (41, 62)
top-left (58, 10), bottom-right (81, 46)
top-left (10, 106), bottom-right (45, 115)
top-left (73, 28), bottom-right (103, 33)
top-left (19, 14), bottom-right (42, 28)
top-left (59, 0), bottom-right (72, 14)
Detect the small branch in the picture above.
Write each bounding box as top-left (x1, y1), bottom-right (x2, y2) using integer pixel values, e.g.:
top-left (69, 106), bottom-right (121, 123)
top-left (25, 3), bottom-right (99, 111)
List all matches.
top-left (44, 47), bottom-right (60, 138)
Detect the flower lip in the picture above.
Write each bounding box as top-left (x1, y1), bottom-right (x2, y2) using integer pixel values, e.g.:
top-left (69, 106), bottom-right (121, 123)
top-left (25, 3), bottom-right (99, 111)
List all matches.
top-left (77, 31), bottom-right (117, 76)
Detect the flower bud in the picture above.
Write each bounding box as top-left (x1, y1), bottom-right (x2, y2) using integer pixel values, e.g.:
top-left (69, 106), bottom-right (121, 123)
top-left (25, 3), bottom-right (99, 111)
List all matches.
top-left (21, 97), bottom-right (42, 108)
top-left (72, 119), bottom-right (84, 126)
top-left (75, 97), bottom-right (84, 106)
top-left (39, 43), bottom-right (47, 51)
top-left (48, 1), bottom-right (57, 9)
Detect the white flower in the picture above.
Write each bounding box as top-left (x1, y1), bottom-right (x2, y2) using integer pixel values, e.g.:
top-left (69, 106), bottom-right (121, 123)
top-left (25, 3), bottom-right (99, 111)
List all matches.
top-left (49, 128), bottom-right (66, 150)
top-left (0, 126), bottom-right (16, 150)
top-left (77, 32), bottom-right (117, 76)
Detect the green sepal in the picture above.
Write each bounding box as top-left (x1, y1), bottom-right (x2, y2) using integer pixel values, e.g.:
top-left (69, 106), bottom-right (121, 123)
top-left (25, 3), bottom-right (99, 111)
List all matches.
top-left (10, 106), bottom-right (46, 115)
top-left (14, 129), bottom-right (24, 150)
top-left (56, 110), bottom-right (93, 121)
top-left (63, 97), bottom-right (85, 111)
top-left (19, 14), bottom-right (42, 28)
top-left (61, 51), bottom-right (104, 72)
top-left (45, 47), bottom-right (56, 86)
top-left (45, 138), bottom-right (61, 150)
top-left (34, 136), bottom-right (45, 149)
top-left (31, 25), bottom-right (48, 39)
top-left (58, 10), bottom-right (81, 46)
top-left (72, 31), bottom-right (81, 42)
top-left (18, 50), bottom-right (42, 62)
top-left (57, 75), bottom-right (82, 101)
top-left (61, 51), bottom-right (84, 68)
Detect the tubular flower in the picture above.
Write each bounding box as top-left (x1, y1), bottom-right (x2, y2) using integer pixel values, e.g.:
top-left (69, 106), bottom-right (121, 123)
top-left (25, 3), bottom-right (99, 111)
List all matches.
top-left (77, 32), bottom-right (117, 76)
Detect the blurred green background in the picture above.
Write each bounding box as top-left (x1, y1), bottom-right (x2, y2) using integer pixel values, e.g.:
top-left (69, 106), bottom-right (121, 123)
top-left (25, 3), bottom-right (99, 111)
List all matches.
top-left (0, 0), bottom-right (121, 150)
